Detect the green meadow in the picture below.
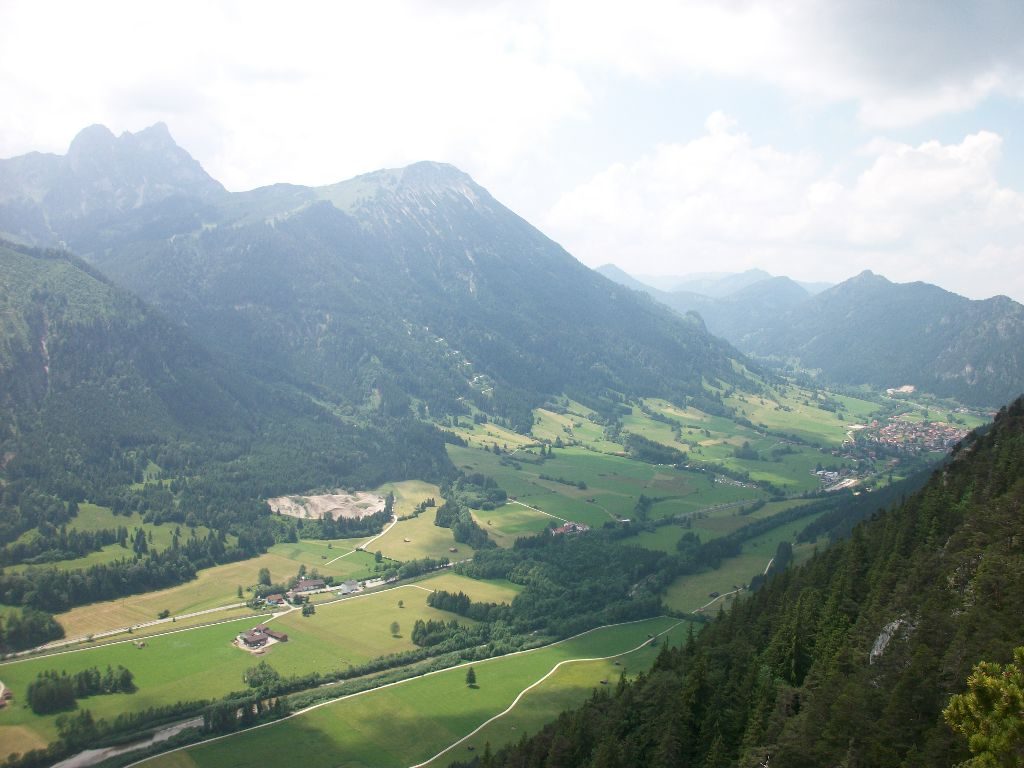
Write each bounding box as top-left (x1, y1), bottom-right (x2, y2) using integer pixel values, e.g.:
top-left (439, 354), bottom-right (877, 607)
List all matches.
top-left (141, 617), bottom-right (684, 768)
top-left (663, 511), bottom-right (826, 613)
top-left (449, 444), bottom-right (763, 537)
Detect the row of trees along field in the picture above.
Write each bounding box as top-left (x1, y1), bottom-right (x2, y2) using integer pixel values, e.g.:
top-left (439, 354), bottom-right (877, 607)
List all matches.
top-left (451, 397), bottom-right (1024, 768)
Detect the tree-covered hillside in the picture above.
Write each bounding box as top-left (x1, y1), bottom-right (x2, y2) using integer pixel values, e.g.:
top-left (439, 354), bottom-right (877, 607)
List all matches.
top-left (0, 240), bottom-right (452, 544)
top-left (81, 159), bottom-right (746, 431)
top-left (462, 397), bottom-right (1024, 767)
top-left (601, 264), bottom-right (1024, 409)
top-left (743, 271), bottom-right (1024, 408)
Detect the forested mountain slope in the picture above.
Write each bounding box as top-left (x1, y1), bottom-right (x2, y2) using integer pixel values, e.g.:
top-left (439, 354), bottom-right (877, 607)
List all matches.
top-left (466, 397), bottom-right (1024, 767)
top-left (1, 126), bottom-right (746, 433)
top-left (742, 270), bottom-right (1024, 408)
top-left (601, 262), bottom-right (1024, 409)
top-left (0, 240), bottom-right (451, 524)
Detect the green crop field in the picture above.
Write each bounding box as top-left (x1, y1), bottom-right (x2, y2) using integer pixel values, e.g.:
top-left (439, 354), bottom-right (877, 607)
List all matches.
top-left (0, 584), bottom-right (472, 752)
top-left (415, 572), bottom-right (521, 604)
top-left (450, 444), bottom-right (762, 535)
top-left (140, 617), bottom-right (683, 768)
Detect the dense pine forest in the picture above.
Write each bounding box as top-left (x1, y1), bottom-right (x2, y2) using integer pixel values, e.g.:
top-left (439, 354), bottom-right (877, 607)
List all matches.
top-left (457, 397), bottom-right (1024, 767)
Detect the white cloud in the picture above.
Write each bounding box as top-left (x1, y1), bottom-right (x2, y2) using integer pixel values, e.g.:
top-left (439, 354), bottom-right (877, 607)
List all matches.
top-left (547, 116), bottom-right (1024, 301)
top-left (0, 1), bottom-right (590, 190)
top-left (537, 0), bottom-right (1024, 128)
top-left (2, 1), bottom-right (1024, 300)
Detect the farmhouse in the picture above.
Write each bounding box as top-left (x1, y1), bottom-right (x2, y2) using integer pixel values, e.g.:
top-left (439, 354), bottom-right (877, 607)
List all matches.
top-left (293, 578), bottom-right (326, 592)
top-left (551, 521), bottom-right (590, 535)
top-left (337, 579), bottom-right (359, 595)
top-left (265, 594), bottom-right (286, 606)
top-left (237, 623), bottom-right (289, 649)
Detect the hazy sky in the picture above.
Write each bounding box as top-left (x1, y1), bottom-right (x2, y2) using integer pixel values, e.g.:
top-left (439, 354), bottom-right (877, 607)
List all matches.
top-left (3, 0), bottom-right (1024, 301)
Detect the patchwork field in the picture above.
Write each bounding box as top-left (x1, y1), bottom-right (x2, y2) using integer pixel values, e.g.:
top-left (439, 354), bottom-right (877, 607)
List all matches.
top-left (0, 582), bottom-right (478, 754)
top-left (449, 444), bottom-right (763, 539)
top-left (140, 617), bottom-right (684, 768)
top-left (52, 544), bottom-right (378, 640)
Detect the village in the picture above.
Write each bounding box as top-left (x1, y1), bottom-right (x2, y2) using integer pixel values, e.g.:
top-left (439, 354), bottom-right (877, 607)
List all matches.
top-left (861, 417), bottom-right (971, 454)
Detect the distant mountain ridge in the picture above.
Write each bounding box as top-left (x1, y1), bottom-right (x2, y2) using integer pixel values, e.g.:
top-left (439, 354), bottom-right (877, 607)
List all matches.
top-left (600, 263), bottom-right (1024, 408)
top-left (744, 270), bottom-right (1024, 407)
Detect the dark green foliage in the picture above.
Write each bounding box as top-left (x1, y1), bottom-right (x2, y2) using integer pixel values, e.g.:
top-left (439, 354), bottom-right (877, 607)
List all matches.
top-left (0, 606), bottom-right (64, 652)
top-left (457, 531), bottom-right (670, 636)
top-left (733, 440), bottom-right (760, 460)
top-left (624, 433), bottom-right (688, 465)
top-left (243, 661), bottom-right (281, 691)
top-left (26, 665), bottom-right (135, 714)
top-left (471, 397), bottom-right (1024, 768)
top-left (427, 590), bottom-right (511, 623)
top-left (434, 500), bottom-right (494, 550)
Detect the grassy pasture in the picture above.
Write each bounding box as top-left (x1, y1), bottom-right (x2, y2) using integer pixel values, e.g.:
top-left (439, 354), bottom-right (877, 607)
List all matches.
top-left (444, 419), bottom-right (537, 451)
top-left (722, 383), bottom-right (879, 447)
top-left (375, 480), bottom-right (443, 518)
top-left (663, 512), bottom-right (826, 613)
top-left (141, 617), bottom-right (683, 768)
top-left (415, 572), bottom-right (521, 604)
top-left (450, 445), bottom-right (756, 529)
top-left (373, 507), bottom-right (475, 562)
top-left (426, 619), bottom-right (695, 763)
top-left (368, 480), bottom-right (480, 562)
top-left (471, 503), bottom-right (554, 546)
top-left (0, 585), bottom-right (470, 752)
top-left (0, 725), bottom-right (47, 759)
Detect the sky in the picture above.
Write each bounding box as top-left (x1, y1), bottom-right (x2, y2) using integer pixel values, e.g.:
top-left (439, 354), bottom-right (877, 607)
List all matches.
top-left (3, 0), bottom-right (1024, 301)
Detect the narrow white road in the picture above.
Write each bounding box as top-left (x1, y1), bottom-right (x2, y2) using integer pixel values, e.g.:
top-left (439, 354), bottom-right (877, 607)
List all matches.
top-left (509, 499), bottom-right (569, 523)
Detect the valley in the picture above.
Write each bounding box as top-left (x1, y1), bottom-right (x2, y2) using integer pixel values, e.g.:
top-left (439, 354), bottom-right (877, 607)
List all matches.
top-left (0, 381), bottom-right (983, 765)
top-left (0, 123), bottom-right (1017, 768)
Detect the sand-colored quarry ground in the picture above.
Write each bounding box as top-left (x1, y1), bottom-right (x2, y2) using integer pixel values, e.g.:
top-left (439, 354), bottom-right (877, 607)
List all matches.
top-left (268, 491), bottom-right (386, 520)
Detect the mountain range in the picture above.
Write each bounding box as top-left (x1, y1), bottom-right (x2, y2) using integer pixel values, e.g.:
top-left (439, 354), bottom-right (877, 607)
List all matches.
top-left (0, 125), bottom-right (745, 509)
top-left (599, 264), bottom-right (1024, 408)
